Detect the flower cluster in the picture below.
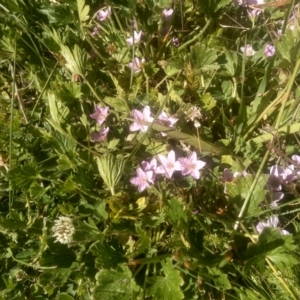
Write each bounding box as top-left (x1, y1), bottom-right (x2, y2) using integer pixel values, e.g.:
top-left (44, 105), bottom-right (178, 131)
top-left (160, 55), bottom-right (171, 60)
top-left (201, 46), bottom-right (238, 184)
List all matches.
top-left (52, 216), bottom-right (75, 244)
top-left (90, 105), bottom-right (109, 142)
top-left (185, 106), bottom-right (202, 128)
top-left (130, 150), bottom-right (206, 192)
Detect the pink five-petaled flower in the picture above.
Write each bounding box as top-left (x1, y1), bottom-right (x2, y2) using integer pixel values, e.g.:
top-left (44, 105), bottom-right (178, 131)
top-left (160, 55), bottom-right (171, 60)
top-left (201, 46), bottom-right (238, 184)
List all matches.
top-left (97, 6), bottom-right (111, 21)
top-left (156, 150), bottom-right (181, 179)
top-left (256, 215), bottom-right (289, 235)
top-left (240, 44), bottom-right (256, 57)
top-left (130, 106), bottom-right (154, 133)
top-left (178, 151), bottom-right (206, 180)
top-left (90, 105), bottom-right (109, 125)
top-left (130, 167), bottom-right (154, 192)
top-left (126, 31), bottom-right (142, 46)
top-left (158, 111), bottom-right (178, 136)
top-left (128, 57), bottom-right (145, 74)
top-left (264, 44), bottom-right (275, 57)
top-left (91, 127), bottom-right (109, 142)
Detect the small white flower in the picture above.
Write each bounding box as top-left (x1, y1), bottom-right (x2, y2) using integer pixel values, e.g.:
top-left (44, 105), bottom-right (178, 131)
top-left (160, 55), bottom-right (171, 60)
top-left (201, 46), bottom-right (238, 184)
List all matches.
top-left (52, 216), bottom-right (75, 244)
top-left (240, 44), bottom-right (256, 57)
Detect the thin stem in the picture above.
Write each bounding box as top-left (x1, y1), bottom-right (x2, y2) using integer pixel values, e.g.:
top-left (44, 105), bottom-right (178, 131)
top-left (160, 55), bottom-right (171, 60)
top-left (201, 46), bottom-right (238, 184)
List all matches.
top-left (9, 39), bottom-right (17, 211)
top-left (274, 57), bottom-right (300, 130)
top-left (233, 147), bottom-right (270, 231)
top-left (178, 19), bottom-right (211, 51)
top-left (31, 60), bottom-right (58, 116)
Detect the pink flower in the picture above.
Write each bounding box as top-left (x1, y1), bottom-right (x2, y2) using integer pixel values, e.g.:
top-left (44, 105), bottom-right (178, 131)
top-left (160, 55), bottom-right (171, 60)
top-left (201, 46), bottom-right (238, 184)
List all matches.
top-left (130, 106), bottom-right (154, 133)
top-left (178, 151), bottom-right (206, 179)
top-left (91, 127), bottom-right (109, 142)
top-left (90, 106), bottom-right (109, 125)
top-left (264, 44), bottom-right (275, 57)
top-left (247, 9), bottom-right (261, 21)
top-left (130, 167), bottom-right (154, 192)
top-left (97, 6), bottom-right (111, 21)
top-left (126, 31), bottom-right (142, 46)
top-left (268, 165), bottom-right (295, 191)
top-left (158, 111), bottom-right (178, 136)
top-left (240, 44), bottom-right (256, 56)
top-left (128, 57), bottom-right (145, 73)
top-left (162, 8), bottom-right (173, 19)
top-left (172, 37), bottom-right (179, 47)
top-left (155, 150), bottom-right (181, 179)
top-left (221, 169), bottom-right (247, 182)
top-left (270, 192), bottom-right (284, 207)
top-left (256, 215), bottom-right (289, 235)
top-left (141, 158), bottom-right (157, 181)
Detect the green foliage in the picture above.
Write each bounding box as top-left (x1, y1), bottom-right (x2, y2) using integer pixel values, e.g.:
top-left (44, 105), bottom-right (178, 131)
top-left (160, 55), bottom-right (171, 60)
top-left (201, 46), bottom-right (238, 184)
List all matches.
top-left (146, 258), bottom-right (184, 300)
top-left (93, 265), bottom-right (140, 300)
top-left (1, 0), bottom-right (300, 299)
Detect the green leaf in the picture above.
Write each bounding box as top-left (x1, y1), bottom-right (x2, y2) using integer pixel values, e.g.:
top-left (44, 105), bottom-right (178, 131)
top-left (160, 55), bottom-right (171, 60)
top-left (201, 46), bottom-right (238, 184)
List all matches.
top-left (96, 154), bottom-right (125, 195)
top-left (9, 163), bottom-right (41, 192)
top-left (147, 258), bottom-right (184, 300)
top-left (275, 30), bottom-right (294, 63)
top-left (57, 154), bottom-right (74, 171)
top-left (77, 0), bottom-right (89, 22)
top-left (207, 267), bottom-right (231, 290)
top-left (39, 268), bottom-right (71, 287)
top-left (93, 265), bottom-right (140, 300)
top-left (165, 198), bottom-right (188, 230)
top-left (93, 240), bottom-right (127, 269)
top-left (244, 228), bottom-right (297, 273)
top-left (60, 45), bottom-right (87, 76)
top-left (73, 219), bottom-right (103, 242)
top-left (48, 92), bottom-right (69, 125)
top-left (201, 93), bottom-right (216, 111)
top-left (57, 293), bottom-right (74, 300)
top-left (187, 42), bottom-right (219, 73)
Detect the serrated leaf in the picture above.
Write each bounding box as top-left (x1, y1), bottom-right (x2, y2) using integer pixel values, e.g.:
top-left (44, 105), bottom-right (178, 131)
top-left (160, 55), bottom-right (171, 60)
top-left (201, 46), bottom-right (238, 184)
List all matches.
top-left (244, 228), bottom-right (297, 273)
top-left (93, 240), bottom-right (127, 269)
top-left (73, 219), bottom-right (103, 242)
top-left (93, 265), bottom-right (140, 300)
top-left (57, 154), bottom-right (74, 171)
top-left (77, 0), bottom-right (89, 22)
top-left (188, 42), bottom-right (219, 73)
top-left (48, 92), bottom-right (69, 125)
top-left (9, 163), bottom-right (41, 192)
top-left (147, 258), bottom-right (184, 300)
top-left (96, 154), bottom-right (125, 195)
top-left (39, 268), bottom-right (72, 287)
top-left (60, 45), bottom-right (87, 76)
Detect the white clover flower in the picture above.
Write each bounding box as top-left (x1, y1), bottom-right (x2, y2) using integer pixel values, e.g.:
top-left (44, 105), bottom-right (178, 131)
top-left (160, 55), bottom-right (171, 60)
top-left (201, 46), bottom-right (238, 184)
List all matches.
top-left (185, 106), bottom-right (202, 122)
top-left (52, 216), bottom-right (75, 244)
